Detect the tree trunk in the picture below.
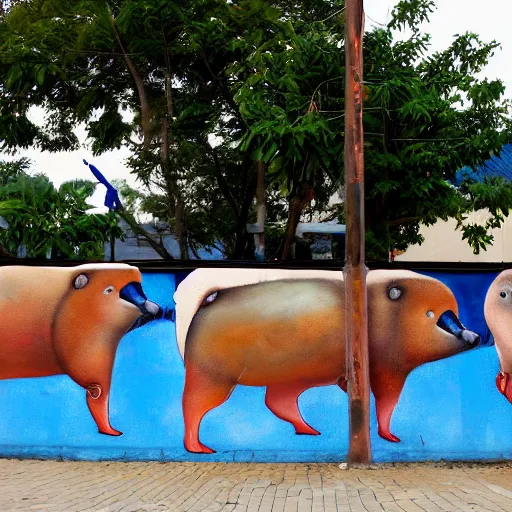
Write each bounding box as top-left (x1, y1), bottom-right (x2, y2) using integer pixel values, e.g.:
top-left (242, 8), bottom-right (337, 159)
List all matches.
top-left (280, 184), bottom-right (314, 260)
top-left (174, 196), bottom-right (188, 260)
top-left (117, 209), bottom-right (173, 260)
top-left (229, 162), bottom-right (257, 259)
top-left (232, 193), bottom-right (253, 260)
top-left (111, 17), bottom-right (152, 150)
top-left (233, 223), bottom-right (248, 259)
top-left (0, 245), bottom-right (15, 260)
top-left (161, 74), bottom-right (188, 260)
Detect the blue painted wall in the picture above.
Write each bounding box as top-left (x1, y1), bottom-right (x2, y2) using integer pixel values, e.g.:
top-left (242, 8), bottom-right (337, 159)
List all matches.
top-left (0, 269), bottom-right (510, 463)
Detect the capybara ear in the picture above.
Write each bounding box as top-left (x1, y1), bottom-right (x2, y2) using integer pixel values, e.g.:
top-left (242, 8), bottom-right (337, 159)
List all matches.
top-left (72, 273), bottom-right (90, 290)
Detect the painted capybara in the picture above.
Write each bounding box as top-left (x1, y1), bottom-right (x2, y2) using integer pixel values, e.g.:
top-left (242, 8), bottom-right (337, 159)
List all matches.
top-left (173, 268), bottom-right (338, 359)
top-left (175, 269), bottom-right (481, 454)
top-left (0, 263), bottom-right (161, 436)
top-left (484, 270), bottom-right (512, 404)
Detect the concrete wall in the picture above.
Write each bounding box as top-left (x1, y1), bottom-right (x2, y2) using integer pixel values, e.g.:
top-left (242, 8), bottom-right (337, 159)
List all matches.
top-left (396, 209), bottom-right (512, 262)
top-left (0, 265), bottom-right (510, 463)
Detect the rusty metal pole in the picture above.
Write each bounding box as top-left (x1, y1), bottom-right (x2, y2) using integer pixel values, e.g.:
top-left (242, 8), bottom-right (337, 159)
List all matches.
top-left (343, 0), bottom-right (372, 465)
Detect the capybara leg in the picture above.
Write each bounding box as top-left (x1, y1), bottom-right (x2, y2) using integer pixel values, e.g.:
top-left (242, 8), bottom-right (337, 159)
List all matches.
top-left (61, 344), bottom-right (120, 436)
top-left (375, 395), bottom-right (400, 443)
top-left (265, 384), bottom-right (320, 435)
top-left (86, 384), bottom-right (122, 437)
top-left (182, 363), bottom-right (234, 454)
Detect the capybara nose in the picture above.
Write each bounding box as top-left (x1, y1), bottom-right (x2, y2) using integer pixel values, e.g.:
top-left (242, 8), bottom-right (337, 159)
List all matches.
top-left (460, 329), bottom-right (480, 346)
top-left (143, 300), bottom-right (160, 316)
top-left (119, 282), bottom-right (161, 315)
top-left (436, 310), bottom-right (480, 347)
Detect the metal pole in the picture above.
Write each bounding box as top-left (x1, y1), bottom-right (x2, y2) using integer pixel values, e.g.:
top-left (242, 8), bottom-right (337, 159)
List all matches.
top-left (343, 0), bottom-right (372, 465)
top-left (109, 211), bottom-right (116, 262)
top-left (254, 160), bottom-right (266, 262)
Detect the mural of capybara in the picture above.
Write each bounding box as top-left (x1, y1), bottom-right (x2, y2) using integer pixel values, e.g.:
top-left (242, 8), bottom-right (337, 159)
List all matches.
top-left (173, 268), bottom-right (339, 359)
top-left (174, 269), bottom-right (481, 454)
top-left (484, 270), bottom-right (512, 404)
top-left (0, 263), bottom-right (162, 436)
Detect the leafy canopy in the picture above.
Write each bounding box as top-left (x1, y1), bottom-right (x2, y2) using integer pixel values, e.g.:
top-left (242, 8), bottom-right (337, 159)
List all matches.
top-left (0, 159), bottom-right (121, 259)
top-left (1, 0), bottom-right (512, 260)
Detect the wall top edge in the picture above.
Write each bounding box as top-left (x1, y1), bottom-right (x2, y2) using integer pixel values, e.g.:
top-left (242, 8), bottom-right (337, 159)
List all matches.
top-left (0, 258), bottom-right (510, 273)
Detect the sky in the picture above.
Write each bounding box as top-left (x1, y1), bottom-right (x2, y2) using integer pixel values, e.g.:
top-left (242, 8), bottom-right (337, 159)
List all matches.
top-left (1, 0), bottom-right (511, 208)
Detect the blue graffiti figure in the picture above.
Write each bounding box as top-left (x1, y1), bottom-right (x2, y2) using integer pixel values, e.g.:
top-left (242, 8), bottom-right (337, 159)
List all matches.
top-left (83, 159), bottom-right (123, 211)
top-left (83, 158), bottom-right (176, 324)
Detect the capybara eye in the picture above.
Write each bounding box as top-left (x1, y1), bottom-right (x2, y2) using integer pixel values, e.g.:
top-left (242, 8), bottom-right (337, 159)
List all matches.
top-left (500, 291), bottom-right (507, 299)
top-left (201, 291), bottom-right (218, 307)
top-left (426, 310), bottom-right (435, 318)
top-left (104, 286), bottom-right (115, 295)
top-left (388, 287), bottom-right (402, 300)
top-left (73, 273), bottom-right (89, 290)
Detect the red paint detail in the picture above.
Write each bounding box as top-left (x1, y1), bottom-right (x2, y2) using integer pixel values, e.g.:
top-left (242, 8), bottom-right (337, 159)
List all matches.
top-left (375, 385), bottom-right (403, 444)
top-left (265, 384), bottom-right (320, 436)
top-left (86, 385), bottom-right (122, 436)
top-left (378, 429), bottom-right (401, 443)
top-left (86, 384), bottom-right (102, 399)
top-left (496, 371), bottom-right (512, 404)
top-left (182, 362), bottom-right (232, 454)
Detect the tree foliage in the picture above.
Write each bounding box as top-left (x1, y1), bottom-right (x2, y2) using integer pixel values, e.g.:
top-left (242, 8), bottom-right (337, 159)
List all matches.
top-left (0, 159), bottom-right (121, 259)
top-left (0, 0), bottom-right (511, 260)
top-left (362, 0), bottom-right (512, 257)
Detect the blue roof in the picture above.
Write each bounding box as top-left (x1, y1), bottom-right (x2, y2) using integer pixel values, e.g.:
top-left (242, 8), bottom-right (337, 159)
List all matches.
top-left (455, 144), bottom-right (512, 185)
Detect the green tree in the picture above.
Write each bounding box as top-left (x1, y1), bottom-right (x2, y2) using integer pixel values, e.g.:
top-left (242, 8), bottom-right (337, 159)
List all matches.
top-left (238, 0), bottom-right (512, 260)
top-left (0, 0), bottom-right (282, 259)
top-left (360, 0), bottom-right (512, 258)
top-left (0, 0), bottom-right (190, 256)
top-left (0, 157), bottom-right (31, 186)
top-left (1, 0), bottom-right (512, 261)
top-left (234, 9), bottom-right (345, 258)
top-left (0, 161), bottom-right (121, 259)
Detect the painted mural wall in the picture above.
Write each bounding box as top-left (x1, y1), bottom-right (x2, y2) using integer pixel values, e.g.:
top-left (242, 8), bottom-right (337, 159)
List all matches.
top-left (0, 263), bottom-right (510, 463)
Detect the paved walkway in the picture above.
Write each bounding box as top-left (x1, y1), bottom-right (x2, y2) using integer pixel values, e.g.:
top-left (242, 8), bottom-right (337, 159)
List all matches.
top-left (0, 459), bottom-right (510, 512)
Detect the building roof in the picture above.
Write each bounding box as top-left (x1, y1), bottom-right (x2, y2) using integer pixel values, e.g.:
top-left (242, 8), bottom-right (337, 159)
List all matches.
top-left (455, 144), bottom-right (512, 185)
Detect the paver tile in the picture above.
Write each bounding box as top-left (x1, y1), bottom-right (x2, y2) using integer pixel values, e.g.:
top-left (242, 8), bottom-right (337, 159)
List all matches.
top-left (0, 460), bottom-right (510, 512)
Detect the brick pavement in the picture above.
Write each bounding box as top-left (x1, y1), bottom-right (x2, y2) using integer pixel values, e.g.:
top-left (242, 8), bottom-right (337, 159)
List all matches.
top-left (0, 459), bottom-right (510, 512)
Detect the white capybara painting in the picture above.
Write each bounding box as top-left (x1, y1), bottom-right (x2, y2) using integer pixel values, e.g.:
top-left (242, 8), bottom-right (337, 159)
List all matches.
top-left (484, 270), bottom-right (512, 404)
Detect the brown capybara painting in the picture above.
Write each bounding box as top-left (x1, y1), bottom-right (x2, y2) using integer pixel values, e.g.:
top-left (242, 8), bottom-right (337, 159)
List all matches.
top-left (0, 263), bottom-right (161, 436)
top-left (484, 270), bottom-right (512, 404)
top-left (175, 269), bottom-right (481, 454)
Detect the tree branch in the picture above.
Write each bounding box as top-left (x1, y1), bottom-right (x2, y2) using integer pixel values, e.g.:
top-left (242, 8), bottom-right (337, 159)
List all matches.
top-left (387, 216), bottom-right (422, 226)
top-left (316, 7), bottom-right (345, 23)
top-left (116, 209), bottom-right (174, 259)
top-left (201, 51), bottom-right (247, 128)
top-left (110, 16), bottom-right (152, 151)
top-left (204, 139), bottom-right (240, 215)
top-left (67, 49), bottom-right (144, 56)
top-left (0, 244), bottom-right (15, 259)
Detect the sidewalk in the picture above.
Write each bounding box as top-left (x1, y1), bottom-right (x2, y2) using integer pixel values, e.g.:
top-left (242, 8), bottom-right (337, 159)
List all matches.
top-left (0, 459), bottom-right (510, 512)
